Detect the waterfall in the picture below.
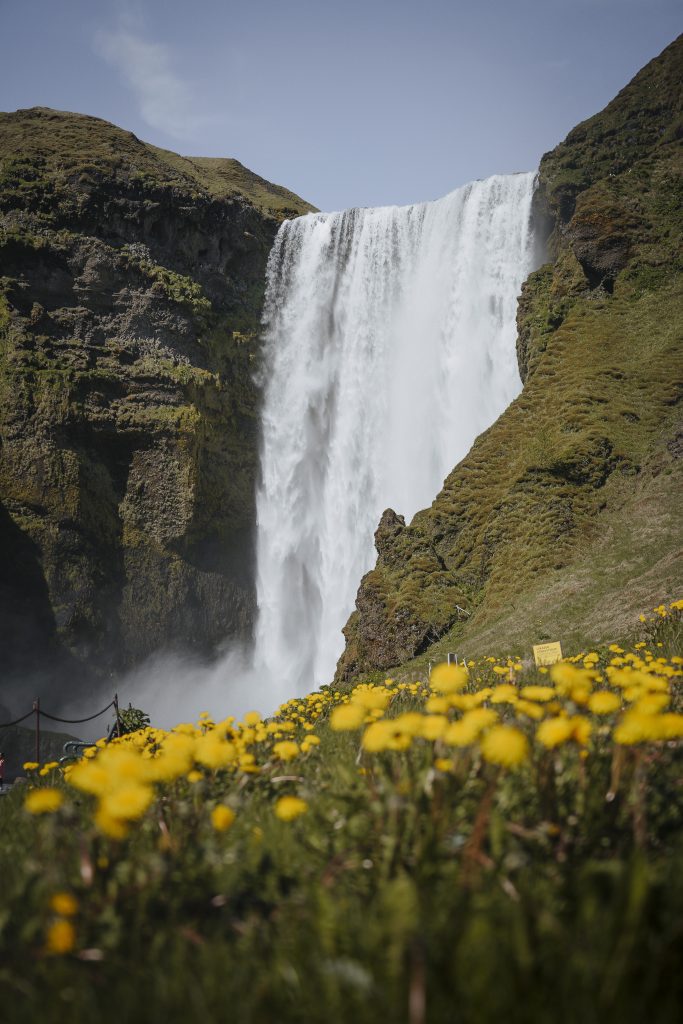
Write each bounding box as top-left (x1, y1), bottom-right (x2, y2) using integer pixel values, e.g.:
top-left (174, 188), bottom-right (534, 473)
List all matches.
top-left (255, 172), bottom-right (537, 698)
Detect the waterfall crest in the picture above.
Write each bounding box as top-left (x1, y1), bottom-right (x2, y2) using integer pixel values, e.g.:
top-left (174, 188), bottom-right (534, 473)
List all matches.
top-left (255, 172), bottom-right (537, 697)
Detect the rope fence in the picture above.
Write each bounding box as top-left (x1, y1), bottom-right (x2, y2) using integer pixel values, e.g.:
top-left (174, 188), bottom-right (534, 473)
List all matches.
top-left (0, 694), bottom-right (122, 765)
top-left (0, 709), bottom-right (36, 729)
top-left (39, 699), bottom-right (116, 725)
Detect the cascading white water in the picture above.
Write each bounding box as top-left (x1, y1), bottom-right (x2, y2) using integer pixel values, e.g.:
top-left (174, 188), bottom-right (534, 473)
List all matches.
top-left (255, 172), bottom-right (537, 698)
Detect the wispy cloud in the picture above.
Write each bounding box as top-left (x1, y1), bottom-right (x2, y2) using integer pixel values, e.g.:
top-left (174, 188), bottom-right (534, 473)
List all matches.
top-left (94, 22), bottom-right (216, 141)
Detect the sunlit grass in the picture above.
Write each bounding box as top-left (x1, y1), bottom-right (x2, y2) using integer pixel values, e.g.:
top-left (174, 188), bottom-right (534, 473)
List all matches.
top-left (1, 601), bottom-right (681, 1022)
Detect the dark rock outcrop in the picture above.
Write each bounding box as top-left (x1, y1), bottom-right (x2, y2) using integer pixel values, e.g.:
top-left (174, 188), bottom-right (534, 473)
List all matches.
top-left (0, 107), bottom-right (314, 693)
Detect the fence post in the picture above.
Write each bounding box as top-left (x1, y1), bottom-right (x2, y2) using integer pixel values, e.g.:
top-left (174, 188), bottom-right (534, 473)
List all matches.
top-left (33, 697), bottom-right (40, 766)
top-left (113, 693), bottom-right (122, 738)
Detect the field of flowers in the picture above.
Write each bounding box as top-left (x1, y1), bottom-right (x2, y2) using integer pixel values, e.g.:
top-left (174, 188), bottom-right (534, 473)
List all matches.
top-left (1, 602), bottom-right (682, 1023)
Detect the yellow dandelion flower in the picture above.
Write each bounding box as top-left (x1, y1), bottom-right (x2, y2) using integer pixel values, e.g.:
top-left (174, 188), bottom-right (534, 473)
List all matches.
top-left (536, 717), bottom-right (574, 748)
top-left (657, 713), bottom-right (683, 739)
top-left (480, 726), bottom-right (529, 767)
top-left (173, 722), bottom-right (197, 735)
top-left (66, 762), bottom-right (107, 796)
top-left (515, 699), bottom-right (545, 720)
top-left (211, 804), bottom-right (236, 832)
top-left (443, 720), bottom-right (477, 747)
top-left (271, 740), bottom-right (300, 761)
top-left (447, 694), bottom-right (473, 711)
top-left (187, 770), bottom-right (203, 784)
top-left (614, 711), bottom-right (663, 745)
top-left (243, 711), bottom-right (262, 727)
top-left (443, 709), bottom-right (496, 747)
top-left (550, 663), bottom-right (594, 691)
top-left (464, 708), bottom-right (498, 733)
top-left (351, 686), bottom-right (391, 711)
top-left (490, 684), bottom-right (517, 704)
top-left (571, 716), bottom-right (592, 746)
top-left (588, 691), bottom-right (621, 715)
top-left (49, 892), bottom-right (78, 917)
top-left (93, 808), bottom-right (130, 840)
top-left (420, 715), bottom-right (449, 741)
top-left (45, 919), bottom-right (76, 956)
top-left (425, 695), bottom-right (449, 713)
top-left (99, 783), bottom-right (153, 822)
top-left (520, 685), bottom-right (555, 702)
top-left (361, 721), bottom-right (395, 752)
top-left (274, 796), bottom-right (308, 821)
top-left (635, 693), bottom-right (669, 715)
top-left (24, 788), bottom-right (64, 815)
top-left (430, 662), bottom-right (469, 694)
top-left (195, 734), bottom-right (238, 770)
top-left (434, 758), bottom-right (454, 772)
top-left (393, 712), bottom-right (425, 736)
top-left (330, 704), bottom-right (366, 731)
top-left (22, 762), bottom-right (39, 772)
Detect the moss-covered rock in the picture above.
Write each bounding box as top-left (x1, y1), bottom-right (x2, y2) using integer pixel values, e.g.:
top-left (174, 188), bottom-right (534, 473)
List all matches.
top-left (337, 35), bottom-right (683, 681)
top-left (0, 108), bottom-right (314, 694)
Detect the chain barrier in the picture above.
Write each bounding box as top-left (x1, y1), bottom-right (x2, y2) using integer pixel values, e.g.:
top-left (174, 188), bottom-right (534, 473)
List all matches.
top-left (0, 694), bottom-right (122, 765)
top-left (0, 699), bottom-right (115, 730)
top-left (0, 708), bottom-right (36, 729)
top-left (39, 700), bottom-right (115, 725)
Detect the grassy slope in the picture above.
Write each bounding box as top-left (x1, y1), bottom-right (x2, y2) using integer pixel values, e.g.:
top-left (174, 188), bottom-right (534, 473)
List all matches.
top-left (0, 106), bottom-right (315, 220)
top-left (338, 36), bottom-right (683, 681)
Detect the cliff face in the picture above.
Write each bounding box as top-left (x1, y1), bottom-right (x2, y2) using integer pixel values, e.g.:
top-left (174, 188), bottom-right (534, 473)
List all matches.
top-left (337, 36), bottom-right (682, 680)
top-left (0, 107), bottom-right (314, 691)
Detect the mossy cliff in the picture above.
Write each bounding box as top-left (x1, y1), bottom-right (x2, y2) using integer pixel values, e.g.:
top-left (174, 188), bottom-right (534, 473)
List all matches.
top-left (337, 36), bottom-right (682, 680)
top-left (0, 107), bottom-right (314, 691)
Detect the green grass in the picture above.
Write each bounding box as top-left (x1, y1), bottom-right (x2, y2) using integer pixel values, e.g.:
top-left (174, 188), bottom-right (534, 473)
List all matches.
top-left (0, 107), bottom-right (315, 221)
top-left (0, 611), bottom-right (681, 1023)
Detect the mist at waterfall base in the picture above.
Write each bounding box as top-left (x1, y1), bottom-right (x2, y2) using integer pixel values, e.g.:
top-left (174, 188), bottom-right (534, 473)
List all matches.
top-left (109, 172), bottom-right (537, 729)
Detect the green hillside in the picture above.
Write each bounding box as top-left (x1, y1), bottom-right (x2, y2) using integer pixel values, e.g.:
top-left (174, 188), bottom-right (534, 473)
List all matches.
top-left (338, 36), bottom-right (683, 681)
top-left (0, 107), bottom-right (315, 221)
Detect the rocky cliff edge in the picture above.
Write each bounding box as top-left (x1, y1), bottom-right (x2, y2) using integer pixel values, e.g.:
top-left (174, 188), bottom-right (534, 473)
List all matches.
top-left (0, 107), bottom-right (314, 694)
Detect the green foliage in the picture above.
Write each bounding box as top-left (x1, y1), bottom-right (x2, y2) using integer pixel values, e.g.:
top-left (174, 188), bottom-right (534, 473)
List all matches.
top-left (116, 704), bottom-right (151, 735)
top-left (120, 247), bottom-right (213, 318)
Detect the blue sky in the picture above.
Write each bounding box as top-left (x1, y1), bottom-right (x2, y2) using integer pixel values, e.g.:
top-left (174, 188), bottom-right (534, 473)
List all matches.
top-left (0, 0), bottom-right (679, 211)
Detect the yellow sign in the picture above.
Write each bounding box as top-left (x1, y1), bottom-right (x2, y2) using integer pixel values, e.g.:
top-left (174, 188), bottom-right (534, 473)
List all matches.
top-left (533, 641), bottom-right (563, 667)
